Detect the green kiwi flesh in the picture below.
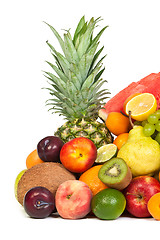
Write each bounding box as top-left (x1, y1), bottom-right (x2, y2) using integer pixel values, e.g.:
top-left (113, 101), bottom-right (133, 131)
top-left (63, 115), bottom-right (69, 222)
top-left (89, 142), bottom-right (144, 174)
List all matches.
top-left (98, 157), bottom-right (132, 190)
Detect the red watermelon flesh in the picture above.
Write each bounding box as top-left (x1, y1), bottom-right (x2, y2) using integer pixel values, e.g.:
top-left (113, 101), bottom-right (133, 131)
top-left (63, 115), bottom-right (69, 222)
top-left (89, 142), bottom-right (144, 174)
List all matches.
top-left (99, 72), bottom-right (160, 121)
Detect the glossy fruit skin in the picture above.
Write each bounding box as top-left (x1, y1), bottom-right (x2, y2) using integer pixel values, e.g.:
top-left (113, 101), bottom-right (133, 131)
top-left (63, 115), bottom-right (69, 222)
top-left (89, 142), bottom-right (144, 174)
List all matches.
top-left (143, 123), bottom-right (156, 137)
top-left (91, 188), bottom-right (126, 220)
top-left (113, 133), bottom-right (129, 150)
top-left (26, 149), bottom-right (44, 168)
top-left (37, 136), bottom-right (64, 162)
top-left (60, 137), bottom-right (97, 173)
top-left (155, 132), bottom-right (160, 144)
top-left (123, 176), bottom-right (160, 218)
top-left (147, 192), bottom-right (160, 220)
top-left (105, 112), bottom-right (130, 136)
top-left (23, 186), bottom-right (55, 219)
top-left (79, 165), bottom-right (108, 196)
top-left (147, 113), bottom-right (159, 124)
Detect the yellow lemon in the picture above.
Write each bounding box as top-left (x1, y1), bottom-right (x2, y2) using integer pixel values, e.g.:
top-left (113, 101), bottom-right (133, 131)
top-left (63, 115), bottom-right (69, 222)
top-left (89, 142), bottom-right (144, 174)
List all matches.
top-left (124, 93), bottom-right (157, 121)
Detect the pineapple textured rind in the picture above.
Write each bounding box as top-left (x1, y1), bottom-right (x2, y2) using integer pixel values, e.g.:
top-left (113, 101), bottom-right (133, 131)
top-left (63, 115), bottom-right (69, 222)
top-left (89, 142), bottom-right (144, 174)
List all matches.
top-left (55, 119), bottom-right (113, 149)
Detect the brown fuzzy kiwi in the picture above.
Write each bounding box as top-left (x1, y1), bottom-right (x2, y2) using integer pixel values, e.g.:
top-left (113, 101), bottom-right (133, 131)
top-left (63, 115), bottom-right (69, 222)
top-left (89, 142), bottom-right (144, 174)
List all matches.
top-left (17, 162), bottom-right (76, 205)
top-left (98, 157), bottom-right (132, 190)
top-left (106, 165), bottom-right (132, 190)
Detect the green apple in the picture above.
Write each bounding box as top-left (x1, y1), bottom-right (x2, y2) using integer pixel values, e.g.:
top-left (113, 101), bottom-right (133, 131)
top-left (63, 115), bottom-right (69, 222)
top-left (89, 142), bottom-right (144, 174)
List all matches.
top-left (14, 169), bottom-right (26, 200)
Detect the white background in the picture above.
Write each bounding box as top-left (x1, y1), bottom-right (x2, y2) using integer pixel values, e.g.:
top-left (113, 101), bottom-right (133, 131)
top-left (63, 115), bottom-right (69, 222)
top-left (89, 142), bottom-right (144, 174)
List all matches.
top-left (1, 0), bottom-right (160, 239)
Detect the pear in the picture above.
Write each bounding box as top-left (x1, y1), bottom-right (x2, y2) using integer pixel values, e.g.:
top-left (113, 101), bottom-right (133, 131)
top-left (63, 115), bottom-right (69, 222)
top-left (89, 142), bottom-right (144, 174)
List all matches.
top-left (117, 126), bottom-right (160, 176)
top-left (14, 169), bottom-right (26, 200)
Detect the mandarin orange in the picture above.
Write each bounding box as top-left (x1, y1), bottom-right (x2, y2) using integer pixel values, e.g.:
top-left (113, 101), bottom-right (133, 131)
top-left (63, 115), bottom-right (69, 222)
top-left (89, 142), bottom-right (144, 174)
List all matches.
top-left (105, 112), bottom-right (130, 136)
top-left (113, 133), bottom-right (129, 150)
top-left (79, 165), bottom-right (108, 196)
top-left (26, 149), bottom-right (44, 169)
top-left (147, 192), bottom-right (160, 220)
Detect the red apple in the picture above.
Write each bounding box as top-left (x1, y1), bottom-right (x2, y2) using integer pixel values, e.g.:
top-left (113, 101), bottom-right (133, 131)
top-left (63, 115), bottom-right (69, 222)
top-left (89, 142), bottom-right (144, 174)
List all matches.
top-left (123, 176), bottom-right (160, 218)
top-left (55, 180), bottom-right (92, 219)
top-left (60, 137), bottom-right (97, 173)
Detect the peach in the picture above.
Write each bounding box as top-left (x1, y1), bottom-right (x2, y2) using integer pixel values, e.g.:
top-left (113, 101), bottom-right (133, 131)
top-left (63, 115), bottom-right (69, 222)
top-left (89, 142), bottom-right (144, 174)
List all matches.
top-left (55, 180), bottom-right (92, 219)
top-left (60, 137), bottom-right (97, 173)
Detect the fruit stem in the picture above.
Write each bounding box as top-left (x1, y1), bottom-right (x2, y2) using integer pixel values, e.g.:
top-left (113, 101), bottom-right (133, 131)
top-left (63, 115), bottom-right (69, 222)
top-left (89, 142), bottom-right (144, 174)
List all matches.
top-left (128, 111), bottom-right (134, 128)
top-left (126, 192), bottom-right (143, 200)
top-left (120, 111), bottom-right (129, 118)
top-left (66, 194), bottom-right (72, 199)
top-left (35, 200), bottom-right (52, 209)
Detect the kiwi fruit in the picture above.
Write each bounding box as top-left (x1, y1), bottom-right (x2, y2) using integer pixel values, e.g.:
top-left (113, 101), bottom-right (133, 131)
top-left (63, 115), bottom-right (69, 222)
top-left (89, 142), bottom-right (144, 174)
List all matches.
top-left (98, 157), bottom-right (132, 190)
top-left (17, 162), bottom-right (76, 205)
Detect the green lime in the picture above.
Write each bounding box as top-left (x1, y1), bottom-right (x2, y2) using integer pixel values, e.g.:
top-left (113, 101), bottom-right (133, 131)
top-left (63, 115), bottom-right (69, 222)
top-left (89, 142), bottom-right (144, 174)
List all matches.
top-left (91, 188), bottom-right (126, 220)
top-left (95, 144), bottom-right (118, 163)
top-left (14, 169), bottom-right (26, 200)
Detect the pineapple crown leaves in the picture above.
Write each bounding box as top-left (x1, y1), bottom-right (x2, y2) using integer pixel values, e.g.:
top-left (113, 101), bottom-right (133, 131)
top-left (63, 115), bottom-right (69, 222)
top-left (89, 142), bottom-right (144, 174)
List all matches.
top-left (44, 16), bottom-right (110, 121)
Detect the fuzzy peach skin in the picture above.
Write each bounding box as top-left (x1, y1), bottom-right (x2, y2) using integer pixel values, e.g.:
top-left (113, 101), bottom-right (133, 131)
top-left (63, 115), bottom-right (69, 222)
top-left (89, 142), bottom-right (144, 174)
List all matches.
top-left (55, 180), bottom-right (93, 219)
top-left (60, 137), bottom-right (97, 173)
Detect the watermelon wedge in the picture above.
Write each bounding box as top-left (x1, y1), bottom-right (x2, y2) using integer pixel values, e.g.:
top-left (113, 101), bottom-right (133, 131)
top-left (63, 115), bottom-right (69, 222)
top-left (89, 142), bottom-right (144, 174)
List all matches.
top-left (99, 72), bottom-right (160, 121)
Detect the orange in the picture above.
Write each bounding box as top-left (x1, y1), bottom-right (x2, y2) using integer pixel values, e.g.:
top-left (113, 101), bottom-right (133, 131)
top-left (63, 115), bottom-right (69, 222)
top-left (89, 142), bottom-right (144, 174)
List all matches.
top-left (26, 149), bottom-right (44, 169)
top-left (147, 192), bottom-right (160, 220)
top-left (113, 133), bottom-right (129, 150)
top-left (124, 93), bottom-right (157, 121)
top-left (79, 165), bottom-right (108, 196)
top-left (105, 112), bottom-right (130, 136)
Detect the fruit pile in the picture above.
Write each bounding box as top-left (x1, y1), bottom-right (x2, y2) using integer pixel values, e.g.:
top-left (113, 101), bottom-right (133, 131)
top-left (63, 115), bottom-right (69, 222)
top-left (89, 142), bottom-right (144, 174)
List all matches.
top-left (15, 91), bottom-right (160, 221)
top-left (15, 16), bottom-right (160, 221)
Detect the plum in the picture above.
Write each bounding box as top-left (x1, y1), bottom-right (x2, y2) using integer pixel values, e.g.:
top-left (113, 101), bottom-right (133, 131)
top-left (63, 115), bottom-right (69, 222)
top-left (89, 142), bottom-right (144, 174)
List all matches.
top-left (37, 136), bottom-right (64, 162)
top-left (23, 186), bottom-right (55, 218)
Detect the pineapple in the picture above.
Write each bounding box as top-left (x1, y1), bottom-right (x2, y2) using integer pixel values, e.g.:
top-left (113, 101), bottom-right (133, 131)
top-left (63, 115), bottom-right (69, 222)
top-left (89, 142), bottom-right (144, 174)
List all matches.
top-left (44, 16), bottom-right (113, 148)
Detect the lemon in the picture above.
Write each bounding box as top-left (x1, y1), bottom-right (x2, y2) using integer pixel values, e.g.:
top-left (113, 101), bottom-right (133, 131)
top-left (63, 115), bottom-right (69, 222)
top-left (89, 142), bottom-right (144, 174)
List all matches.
top-left (95, 144), bottom-right (118, 163)
top-left (124, 93), bottom-right (157, 121)
top-left (91, 188), bottom-right (126, 220)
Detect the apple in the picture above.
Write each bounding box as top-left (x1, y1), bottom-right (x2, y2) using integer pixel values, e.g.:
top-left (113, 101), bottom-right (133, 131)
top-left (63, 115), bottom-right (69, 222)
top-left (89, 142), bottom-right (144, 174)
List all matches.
top-left (37, 136), bottom-right (64, 162)
top-left (123, 176), bottom-right (160, 218)
top-left (55, 180), bottom-right (92, 219)
top-left (60, 137), bottom-right (97, 173)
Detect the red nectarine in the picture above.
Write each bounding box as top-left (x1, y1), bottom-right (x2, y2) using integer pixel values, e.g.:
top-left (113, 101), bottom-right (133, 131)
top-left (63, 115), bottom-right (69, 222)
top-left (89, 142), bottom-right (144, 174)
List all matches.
top-left (60, 137), bottom-right (97, 173)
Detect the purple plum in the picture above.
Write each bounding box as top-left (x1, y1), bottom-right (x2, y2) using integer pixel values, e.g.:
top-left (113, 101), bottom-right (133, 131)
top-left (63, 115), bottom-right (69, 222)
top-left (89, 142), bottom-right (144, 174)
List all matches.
top-left (23, 186), bottom-right (55, 218)
top-left (37, 136), bottom-right (64, 162)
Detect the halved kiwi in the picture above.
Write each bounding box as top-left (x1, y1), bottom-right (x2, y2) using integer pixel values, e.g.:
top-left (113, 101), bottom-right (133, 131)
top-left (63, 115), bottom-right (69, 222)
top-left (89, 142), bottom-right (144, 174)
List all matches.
top-left (17, 162), bottom-right (76, 205)
top-left (98, 157), bottom-right (132, 190)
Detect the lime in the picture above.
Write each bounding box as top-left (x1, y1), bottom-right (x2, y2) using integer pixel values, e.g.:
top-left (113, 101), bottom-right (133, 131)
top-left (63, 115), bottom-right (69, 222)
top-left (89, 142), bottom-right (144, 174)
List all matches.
top-left (95, 144), bottom-right (118, 163)
top-left (91, 188), bottom-right (126, 220)
top-left (14, 169), bottom-right (26, 200)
